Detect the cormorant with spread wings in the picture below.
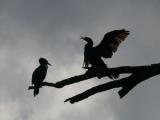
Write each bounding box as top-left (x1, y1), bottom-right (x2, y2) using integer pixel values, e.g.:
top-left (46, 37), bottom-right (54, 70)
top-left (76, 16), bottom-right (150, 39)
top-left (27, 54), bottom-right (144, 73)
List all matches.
top-left (81, 29), bottom-right (129, 69)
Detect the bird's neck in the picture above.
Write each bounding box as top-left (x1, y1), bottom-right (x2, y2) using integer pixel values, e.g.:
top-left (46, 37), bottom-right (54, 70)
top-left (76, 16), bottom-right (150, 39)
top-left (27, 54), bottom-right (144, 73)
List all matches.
top-left (40, 64), bottom-right (48, 69)
top-left (86, 43), bottom-right (93, 48)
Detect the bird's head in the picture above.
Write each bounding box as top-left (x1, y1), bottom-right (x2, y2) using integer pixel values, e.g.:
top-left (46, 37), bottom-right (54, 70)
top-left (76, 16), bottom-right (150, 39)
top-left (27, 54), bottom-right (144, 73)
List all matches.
top-left (39, 58), bottom-right (51, 66)
top-left (80, 36), bottom-right (93, 46)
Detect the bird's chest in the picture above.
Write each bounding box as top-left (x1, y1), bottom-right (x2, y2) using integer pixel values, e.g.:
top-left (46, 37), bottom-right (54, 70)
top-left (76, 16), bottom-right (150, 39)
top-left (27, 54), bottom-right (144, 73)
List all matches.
top-left (33, 66), bottom-right (48, 81)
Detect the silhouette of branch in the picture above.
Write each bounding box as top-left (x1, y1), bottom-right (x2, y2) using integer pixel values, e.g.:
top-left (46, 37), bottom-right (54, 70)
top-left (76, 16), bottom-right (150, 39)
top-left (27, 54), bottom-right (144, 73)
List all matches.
top-left (28, 65), bottom-right (156, 90)
top-left (28, 70), bottom-right (96, 90)
top-left (28, 82), bottom-right (58, 90)
top-left (28, 67), bottom-right (119, 89)
top-left (28, 63), bottom-right (160, 103)
top-left (64, 63), bottom-right (160, 103)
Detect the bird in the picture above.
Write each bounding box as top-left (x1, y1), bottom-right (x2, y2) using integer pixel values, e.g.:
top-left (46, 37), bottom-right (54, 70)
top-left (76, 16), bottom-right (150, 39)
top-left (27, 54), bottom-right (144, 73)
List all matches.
top-left (31, 58), bottom-right (51, 97)
top-left (81, 29), bottom-right (129, 69)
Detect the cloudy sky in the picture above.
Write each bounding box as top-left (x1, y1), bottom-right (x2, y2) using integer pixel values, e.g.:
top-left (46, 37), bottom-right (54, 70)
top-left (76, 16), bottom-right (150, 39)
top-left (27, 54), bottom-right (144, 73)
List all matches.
top-left (1, 0), bottom-right (160, 120)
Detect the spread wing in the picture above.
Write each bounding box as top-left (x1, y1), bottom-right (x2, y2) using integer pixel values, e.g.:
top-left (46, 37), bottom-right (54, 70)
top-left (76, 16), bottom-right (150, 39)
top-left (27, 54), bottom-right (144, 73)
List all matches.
top-left (94, 29), bottom-right (130, 58)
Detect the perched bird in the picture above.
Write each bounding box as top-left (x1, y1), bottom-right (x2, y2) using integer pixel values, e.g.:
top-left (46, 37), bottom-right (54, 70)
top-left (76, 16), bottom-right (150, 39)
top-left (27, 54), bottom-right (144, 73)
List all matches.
top-left (81, 29), bottom-right (130, 69)
top-left (32, 58), bottom-right (51, 97)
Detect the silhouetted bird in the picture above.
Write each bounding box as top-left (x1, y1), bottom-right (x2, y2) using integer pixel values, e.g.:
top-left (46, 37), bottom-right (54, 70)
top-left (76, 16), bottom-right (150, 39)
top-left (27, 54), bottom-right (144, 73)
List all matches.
top-left (81, 29), bottom-right (129, 69)
top-left (32, 58), bottom-right (51, 97)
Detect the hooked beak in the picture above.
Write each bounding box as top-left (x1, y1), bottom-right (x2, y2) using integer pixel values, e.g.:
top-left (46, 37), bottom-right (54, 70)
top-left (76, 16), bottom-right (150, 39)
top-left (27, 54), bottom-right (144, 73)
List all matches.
top-left (80, 36), bottom-right (85, 40)
top-left (80, 36), bottom-right (88, 43)
top-left (47, 62), bottom-right (52, 66)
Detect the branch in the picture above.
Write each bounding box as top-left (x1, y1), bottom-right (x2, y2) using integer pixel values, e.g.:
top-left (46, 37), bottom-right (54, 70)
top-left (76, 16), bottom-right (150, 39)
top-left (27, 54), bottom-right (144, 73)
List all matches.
top-left (28, 67), bottom-right (120, 89)
top-left (28, 63), bottom-right (160, 103)
top-left (28, 65), bottom-right (157, 89)
top-left (64, 63), bottom-right (160, 103)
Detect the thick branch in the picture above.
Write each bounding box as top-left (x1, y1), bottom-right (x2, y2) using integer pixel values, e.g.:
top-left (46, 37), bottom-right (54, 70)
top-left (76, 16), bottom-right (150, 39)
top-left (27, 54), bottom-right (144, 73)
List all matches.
top-left (64, 63), bottom-right (160, 103)
top-left (28, 65), bottom-right (155, 89)
top-left (28, 63), bottom-right (160, 103)
top-left (28, 67), bottom-right (118, 89)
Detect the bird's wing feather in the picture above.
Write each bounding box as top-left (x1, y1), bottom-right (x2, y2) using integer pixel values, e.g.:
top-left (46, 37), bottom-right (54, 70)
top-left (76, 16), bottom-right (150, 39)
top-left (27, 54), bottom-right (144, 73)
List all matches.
top-left (94, 29), bottom-right (130, 58)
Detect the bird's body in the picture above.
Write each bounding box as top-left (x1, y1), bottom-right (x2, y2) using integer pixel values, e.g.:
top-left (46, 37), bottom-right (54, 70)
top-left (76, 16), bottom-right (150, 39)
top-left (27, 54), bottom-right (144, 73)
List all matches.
top-left (83, 39), bottom-right (93, 68)
top-left (32, 64), bottom-right (48, 86)
top-left (84, 46), bottom-right (106, 69)
top-left (31, 58), bottom-right (51, 96)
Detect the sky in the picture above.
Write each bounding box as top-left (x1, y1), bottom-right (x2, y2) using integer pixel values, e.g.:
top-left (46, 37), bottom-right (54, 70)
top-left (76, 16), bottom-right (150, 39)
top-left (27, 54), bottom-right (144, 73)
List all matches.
top-left (1, 0), bottom-right (160, 120)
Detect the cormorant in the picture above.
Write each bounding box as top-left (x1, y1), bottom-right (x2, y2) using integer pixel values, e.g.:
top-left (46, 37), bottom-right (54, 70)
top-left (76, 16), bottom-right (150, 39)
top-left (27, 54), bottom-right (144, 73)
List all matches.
top-left (81, 29), bottom-right (130, 69)
top-left (32, 58), bottom-right (51, 97)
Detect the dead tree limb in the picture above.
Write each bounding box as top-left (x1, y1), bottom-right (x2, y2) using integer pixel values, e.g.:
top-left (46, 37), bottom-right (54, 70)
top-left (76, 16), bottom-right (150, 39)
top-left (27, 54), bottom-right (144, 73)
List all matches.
top-left (28, 65), bottom-right (154, 89)
top-left (28, 67), bottom-right (119, 89)
top-left (64, 63), bottom-right (160, 103)
top-left (28, 63), bottom-right (160, 103)
top-left (29, 65), bottom-right (139, 89)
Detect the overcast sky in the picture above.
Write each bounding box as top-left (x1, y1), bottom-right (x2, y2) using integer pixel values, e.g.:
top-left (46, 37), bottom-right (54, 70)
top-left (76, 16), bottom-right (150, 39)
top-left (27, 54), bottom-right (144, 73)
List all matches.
top-left (1, 0), bottom-right (160, 120)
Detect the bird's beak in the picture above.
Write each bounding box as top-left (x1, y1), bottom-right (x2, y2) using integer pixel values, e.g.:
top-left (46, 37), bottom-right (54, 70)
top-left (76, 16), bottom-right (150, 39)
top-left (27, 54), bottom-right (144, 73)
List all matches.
top-left (80, 36), bottom-right (87, 42)
top-left (47, 62), bottom-right (52, 66)
top-left (80, 36), bottom-right (84, 40)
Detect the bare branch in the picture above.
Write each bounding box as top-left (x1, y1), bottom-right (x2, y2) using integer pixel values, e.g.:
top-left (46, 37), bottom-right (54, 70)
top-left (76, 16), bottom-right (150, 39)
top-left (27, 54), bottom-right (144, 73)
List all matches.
top-left (64, 64), bottom-right (160, 103)
top-left (28, 63), bottom-right (160, 104)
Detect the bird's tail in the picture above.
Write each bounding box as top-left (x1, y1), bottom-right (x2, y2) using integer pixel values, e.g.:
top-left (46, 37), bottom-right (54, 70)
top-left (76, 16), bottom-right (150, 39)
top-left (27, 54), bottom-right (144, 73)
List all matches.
top-left (34, 86), bottom-right (40, 97)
